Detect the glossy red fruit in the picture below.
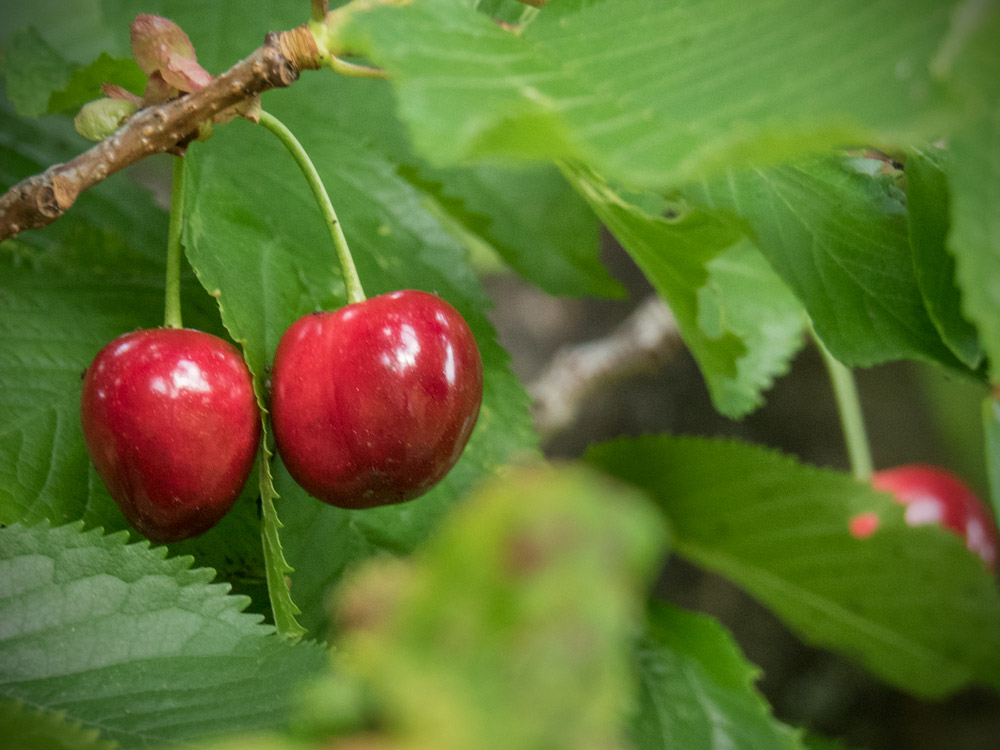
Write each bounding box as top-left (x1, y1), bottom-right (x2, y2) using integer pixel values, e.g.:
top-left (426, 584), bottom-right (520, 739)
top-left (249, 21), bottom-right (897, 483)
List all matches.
top-left (270, 290), bottom-right (483, 509)
top-left (80, 328), bottom-right (260, 542)
top-left (872, 464), bottom-right (999, 571)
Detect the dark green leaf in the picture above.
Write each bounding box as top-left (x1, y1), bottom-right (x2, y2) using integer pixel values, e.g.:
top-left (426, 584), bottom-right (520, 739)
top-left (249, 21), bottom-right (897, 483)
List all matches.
top-left (401, 161), bottom-right (622, 297)
top-left (0, 701), bottom-right (116, 750)
top-left (983, 397), bottom-right (1000, 524)
top-left (1, 2), bottom-right (116, 64)
top-left (631, 602), bottom-right (804, 750)
top-left (686, 156), bottom-right (964, 371)
top-left (0, 264), bottom-right (161, 529)
top-left (0, 99), bottom-right (165, 267)
top-left (907, 146), bottom-right (982, 369)
top-left (0, 101), bottom-right (265, 597)
top-left (341, 0), bottom-right (956, 187)
top-left (258, 446), bottom-right (307, 639)
top-left (1, 27), bottom-right (74, 117)
top-left (565, 165), bottom-right (805, 418)
top-left (48, 53), bottom-right (146, 114)
top-left (588, 435), bottom-right (1000, 697)
top-left (0, 523), bottom-right (326, 748)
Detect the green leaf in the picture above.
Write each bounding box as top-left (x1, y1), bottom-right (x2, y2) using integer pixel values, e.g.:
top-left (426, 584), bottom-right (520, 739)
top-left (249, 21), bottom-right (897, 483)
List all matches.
top-left (564, 165), bottom-right (805, 418)
top-left (97, 0), bottom-right (305, 72)
top-left (340, 0), bottom-right (956, 187)
top-left (686, 156), bottom-right (964, 371)
top-left (324, 464), bottom-right (667, 749)
top-left (0, 257), bottom-right (267, 602)
top-left (401, 161), bottom-right (622, 297)
top-left (587, 435), bottom-right (1000, 698)
top-left (180, 88), bottom-right (536, 636)
top-left (631, 602), bottom-right (804, 750)
top-left (983, 397), bottom-right (1000, 524)
top-left (287, 74), bottom-right (619, 298)
top-left (0, 265), bottom-right (162, 529)
top-left (0, 523), bottom-right (326, 748)
top-left (0, 701), bottom-right (117, 750)
top-left (472, 0), bottom-right (534, 25)
top-left (943, 4), bottom-right (1000, 378)
top-left (0, 101), bottom-right (266, 601)
top-left (0, 2), bottom-right (116, 64)
top-left (1, 27), bottom-right (75, 117)
top-left (907, 146), bottom-right (983, 369)
top-left (48, 53), bottom-right (146, 114)
top-left (258, 445), bottom-right (307, 639)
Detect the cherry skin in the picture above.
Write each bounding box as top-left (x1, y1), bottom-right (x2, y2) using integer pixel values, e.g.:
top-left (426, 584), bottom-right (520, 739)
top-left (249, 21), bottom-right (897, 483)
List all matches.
top-left (270, 290), bottom-right (483, 509)
top-left (871, 464), bottom-right (999, 571)
top-left (80, 328), bottom-right (261, 542)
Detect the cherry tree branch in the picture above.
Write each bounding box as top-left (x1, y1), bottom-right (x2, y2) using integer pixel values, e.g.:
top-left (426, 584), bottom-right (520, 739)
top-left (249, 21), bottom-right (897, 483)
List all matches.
top-left (0, 26), bottom-right (321, 243)
top-left (528, 295), bottom-right (684, 438)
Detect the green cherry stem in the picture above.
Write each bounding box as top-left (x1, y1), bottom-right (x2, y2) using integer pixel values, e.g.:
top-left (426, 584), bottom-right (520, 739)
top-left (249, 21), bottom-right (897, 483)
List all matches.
top-left (815, 331), bottom-right (874, 481)
top-left (257, 110), bottom-right (366, 304)
top-left (163, 155), bottom-right (186, 329)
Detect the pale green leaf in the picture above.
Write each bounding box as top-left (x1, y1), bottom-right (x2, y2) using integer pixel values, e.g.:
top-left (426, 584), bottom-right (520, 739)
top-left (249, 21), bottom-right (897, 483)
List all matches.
top-left (564, 165), bottom-right (806, 418)
top-left (0, 523), bottom-right (326, 748)
top-left (341, 0), bottom-right (956, 187)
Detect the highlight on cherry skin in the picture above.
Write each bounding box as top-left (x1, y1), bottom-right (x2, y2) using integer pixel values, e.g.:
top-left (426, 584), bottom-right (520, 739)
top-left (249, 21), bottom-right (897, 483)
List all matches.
top-left (80, 328), bottom-right (261, 543)
top-left (872, 464), bottom-right (1000, 571)
top-left (270, 290), bottom-right (484, 509)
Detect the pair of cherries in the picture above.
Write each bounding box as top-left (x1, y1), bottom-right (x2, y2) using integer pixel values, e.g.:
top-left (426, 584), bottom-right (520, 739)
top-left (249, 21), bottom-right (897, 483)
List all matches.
top-left (80, 291), bottom-right (483, 542)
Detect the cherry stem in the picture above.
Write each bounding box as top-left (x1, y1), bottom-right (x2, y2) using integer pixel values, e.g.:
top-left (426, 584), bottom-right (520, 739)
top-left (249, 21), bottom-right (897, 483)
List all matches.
top-left (256, 110), bottom-right (366, 305)
top-left (327, 57), bottom-right (388, 79)
top-left (815, 332), bottom-right (873, 480)
top-left (163, 155), bottom-right (186, 329)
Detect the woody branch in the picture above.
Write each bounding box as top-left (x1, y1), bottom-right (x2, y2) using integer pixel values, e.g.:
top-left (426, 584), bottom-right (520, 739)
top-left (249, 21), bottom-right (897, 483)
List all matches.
top-left (0, 26), bottom-right (321, 244)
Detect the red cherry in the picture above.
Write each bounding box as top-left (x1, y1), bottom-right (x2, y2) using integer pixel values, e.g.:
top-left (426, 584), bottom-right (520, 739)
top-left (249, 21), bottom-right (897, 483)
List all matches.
top-left (270, 290), bottom-right (483, 509)
top-left (80, 328), bottom-right (261, 542)
top-left (871, 464), bottom-right (999, 571)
